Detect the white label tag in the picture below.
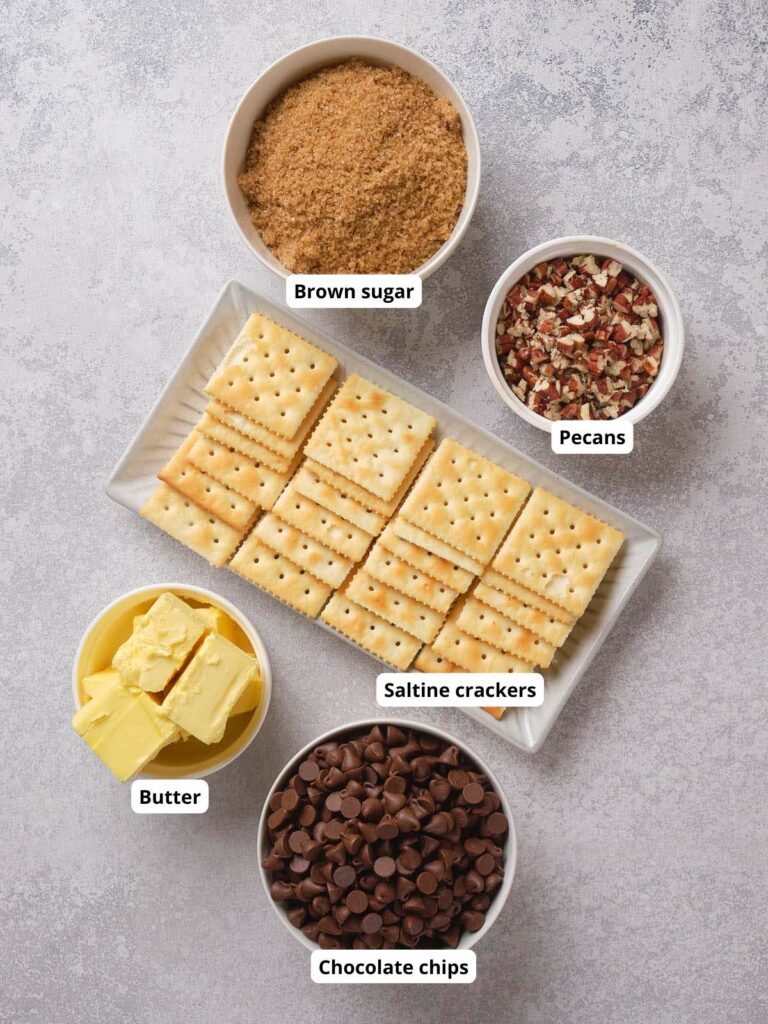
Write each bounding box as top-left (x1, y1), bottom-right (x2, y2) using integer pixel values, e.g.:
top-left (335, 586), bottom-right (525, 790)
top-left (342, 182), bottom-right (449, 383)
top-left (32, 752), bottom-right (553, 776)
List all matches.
top-left (310, 950), bottom-right (476, 984)
top-left (551, 419), bottom-right (634, 454)
top-left (286, 274), bottom-right (421, 309)
top-left (376, 672), bottom-right (544, 708)
top-left (130, 779), bottom-right (209, 814)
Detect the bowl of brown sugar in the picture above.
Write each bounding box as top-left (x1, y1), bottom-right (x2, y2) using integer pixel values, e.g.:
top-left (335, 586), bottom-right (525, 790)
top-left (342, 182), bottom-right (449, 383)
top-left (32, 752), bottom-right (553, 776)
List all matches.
top-left (223, 37), bottom-right (480, 279)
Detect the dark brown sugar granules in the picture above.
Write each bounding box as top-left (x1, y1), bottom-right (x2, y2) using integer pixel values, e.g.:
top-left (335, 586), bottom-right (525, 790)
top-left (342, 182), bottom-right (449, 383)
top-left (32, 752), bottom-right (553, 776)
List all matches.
top-left (237, 59), bottom-right (468, 274)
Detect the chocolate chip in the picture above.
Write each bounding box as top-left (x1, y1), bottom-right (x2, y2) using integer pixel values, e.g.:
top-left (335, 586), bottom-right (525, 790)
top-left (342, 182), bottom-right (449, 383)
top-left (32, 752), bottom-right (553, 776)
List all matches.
top-left (416, 870), bottom-right (438, 895)
top-left (340, 796), bottom-right (361, 819)
top-left (298, 760), bottom-right (319, 782)
top-left (375, 881), bottom-right (397, 904)
top-left (287, 906), bottom-right (306, 928)
top-left (396, 847), bottom-right (422, 874)
top-left (462, 782), bottom-right (485, 805)
top-left (475, 853), bottom-right (496, 876)
top-left (325, 841), bottom-right (347, 864)
top-left (385, 726), bottom-right (407, 745)
top-left (298, 804), bottom-right (316, 827)
top-left (362, 912), bottom-right (383, 934)
top-left (341, 831), bottom-right (363, 855)
top-left (375, 815), bottom-right (399, 839)
top-left (288, 830), bottom-right (309, 854)
top-left (267, 808), bottom-right (288, 830)
top-left (383, 775), bottom-right (406, 795)
top-left (437, 745), bottom-right (459, 766)
top-left (464, 837), bottom-right (487, 857)
top-left (325, 792), bottom-right (342, 813)
top-left (429, 778), bottom-right (451, 803)
top-left (485, 871), bottom-right (504, 894)
top-left (461, 910), bottom-right (485, 932)
top-left (395, 806), bottom-right (421, 833)
top-left (383, 789), bottom-right (407, 814)
top-left (448, 769), bottom-right (470, 789)
top-left (341, 747), bottom-right (362, 772)
top-left (333, 865), bottom-right (356, 888)
top-left (364, 741), bottom-right (386, 762)
top-left (269, 791), bottom-right (284, 812)
top-left (323, 820), bottom-right (343, 841)
top-left (465, 869), bottom-right (484, 894)
top-left (373, 856), bottom-right (396, 878)
top-left (271, 880), bottom-right (293, 901)
top-left (361, 797), bottom-right (384, 820)
top-left (424, 812), bottom-right (451, 835)
top-left (402, 914), bottom-right (423, 936)
top-left (485, 812), bottom-right (509, 835)
top-left (346, 889), bottom-right (368, 914)
top-left (436, 888), bottom-right (453, 910)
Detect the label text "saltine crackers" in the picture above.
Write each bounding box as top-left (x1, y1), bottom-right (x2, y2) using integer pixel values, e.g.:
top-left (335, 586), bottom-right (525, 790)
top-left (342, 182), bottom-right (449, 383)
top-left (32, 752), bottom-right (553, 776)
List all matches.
top-left (377, 672), bottom-right (544, 707)
top-left (287, 275), bottom-right (422, 309)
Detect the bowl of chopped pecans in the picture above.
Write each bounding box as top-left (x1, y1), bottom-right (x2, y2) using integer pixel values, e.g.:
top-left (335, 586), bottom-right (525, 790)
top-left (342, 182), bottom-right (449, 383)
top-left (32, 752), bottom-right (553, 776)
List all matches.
top-left (481, 237), bottom-right (684, 431)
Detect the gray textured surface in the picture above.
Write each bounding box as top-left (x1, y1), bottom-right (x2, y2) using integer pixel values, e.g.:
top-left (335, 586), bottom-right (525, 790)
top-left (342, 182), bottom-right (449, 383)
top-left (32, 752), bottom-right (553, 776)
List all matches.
top-left (2, 1), bottom-right (766, 1022)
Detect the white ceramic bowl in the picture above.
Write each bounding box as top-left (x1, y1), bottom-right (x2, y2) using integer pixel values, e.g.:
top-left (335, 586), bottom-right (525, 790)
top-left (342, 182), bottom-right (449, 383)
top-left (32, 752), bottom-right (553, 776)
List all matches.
top-left (72, 583), bottom-right (272, 780)
top-left (482, 236), bottom-right (684, 433)
top-left (258, 718), bottom-right (516, 951)
top-left (222, 36), bottom-right (481, 280)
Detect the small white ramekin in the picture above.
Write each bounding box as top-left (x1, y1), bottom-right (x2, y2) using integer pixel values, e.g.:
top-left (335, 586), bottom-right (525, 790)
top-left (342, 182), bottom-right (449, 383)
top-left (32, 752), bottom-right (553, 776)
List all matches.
top-left (222, 36), bottom-right (481, 281)
top-left (481, 236), bottom-right (684, 433)
top-left (258, 718), bottom-right (516, 952)
top-left (72, 583), bottom-right (272, 780)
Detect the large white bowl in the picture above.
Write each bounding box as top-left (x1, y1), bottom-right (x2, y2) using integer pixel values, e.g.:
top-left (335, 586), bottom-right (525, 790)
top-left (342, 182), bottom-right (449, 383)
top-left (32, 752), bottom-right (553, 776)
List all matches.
top-left (258, 718), bottom-right (516, 952)
top-left (482, 236), bottom-right (684, 433)
top-left (72, 583), bottom-right (272, 780)
top-left (222, 36), bottom-right (481, 281)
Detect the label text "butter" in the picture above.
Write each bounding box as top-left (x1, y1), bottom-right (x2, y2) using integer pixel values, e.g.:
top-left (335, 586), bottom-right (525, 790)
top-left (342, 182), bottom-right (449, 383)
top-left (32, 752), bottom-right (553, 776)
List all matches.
top-left (130, 779), bottom-right (209, 814)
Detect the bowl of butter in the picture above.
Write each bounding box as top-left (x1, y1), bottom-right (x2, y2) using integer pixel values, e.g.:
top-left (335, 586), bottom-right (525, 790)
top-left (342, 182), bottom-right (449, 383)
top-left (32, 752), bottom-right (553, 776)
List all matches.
top-left (71, 584), bottom-right (271, 782)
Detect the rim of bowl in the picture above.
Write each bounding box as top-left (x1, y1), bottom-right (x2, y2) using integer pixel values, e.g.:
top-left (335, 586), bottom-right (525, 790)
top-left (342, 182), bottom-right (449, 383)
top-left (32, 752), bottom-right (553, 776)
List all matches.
top-left (222, 35), bottom-right (481, 282)
top-left (257, 717), bottom-right (516, 952)
top-left (481, 235), bottom-right (685, 434)
top-left (71, 583), bottom-right (272, 780)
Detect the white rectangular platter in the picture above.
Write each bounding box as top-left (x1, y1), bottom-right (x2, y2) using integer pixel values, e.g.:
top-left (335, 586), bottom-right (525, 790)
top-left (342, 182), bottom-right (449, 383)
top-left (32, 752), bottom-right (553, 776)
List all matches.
top-left (107, 279), bottom-right (661, 753)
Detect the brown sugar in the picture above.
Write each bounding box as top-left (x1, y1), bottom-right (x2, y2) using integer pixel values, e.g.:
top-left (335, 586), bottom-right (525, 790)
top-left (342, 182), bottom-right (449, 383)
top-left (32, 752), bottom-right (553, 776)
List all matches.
top-left (237, 59), bottom-right (468, 275)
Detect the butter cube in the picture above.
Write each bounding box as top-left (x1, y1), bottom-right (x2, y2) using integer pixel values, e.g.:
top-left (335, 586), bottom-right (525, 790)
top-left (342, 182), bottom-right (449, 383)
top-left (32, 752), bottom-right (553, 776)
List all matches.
top-left (161, 633), bottom-right (259, 744)
top-left (192, 605), bottom-right (239, 643)
top-left (193, 604), bottom-right (261, 716)
top-left (72, 676), bottom-right (179, 782)
top-left (113, 592), bottom-right (205, 693)
top-left (82, 666), bottom-right (121, 699)
top-left (230, 672), bottom-right (262, 717)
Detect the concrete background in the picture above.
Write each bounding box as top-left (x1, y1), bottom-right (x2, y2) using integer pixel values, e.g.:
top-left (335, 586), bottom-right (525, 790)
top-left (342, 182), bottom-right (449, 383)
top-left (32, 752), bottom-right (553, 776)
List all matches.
top-left (2, 1), bottom-right (766, 1021)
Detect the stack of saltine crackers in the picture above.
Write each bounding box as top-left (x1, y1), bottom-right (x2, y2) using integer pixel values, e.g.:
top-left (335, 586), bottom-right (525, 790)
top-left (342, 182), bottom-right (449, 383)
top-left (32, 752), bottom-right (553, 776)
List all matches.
top-left (141, 312), bottom-right (625, 716)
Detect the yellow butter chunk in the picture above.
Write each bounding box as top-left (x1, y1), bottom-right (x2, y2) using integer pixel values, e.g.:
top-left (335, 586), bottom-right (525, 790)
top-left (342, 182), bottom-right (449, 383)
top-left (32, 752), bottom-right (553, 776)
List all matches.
top-left (113, 592), bottom-right (206, 693)
top-left (192, 604), bottom-right (239, 644)
top-left (72, 676), bottom-right (179, 782)
top-left (192, 605), bottom-right (262, 717)
top-left (82, 666), bottom-right (121, 699)
top-left (230, 673), bottom-right (262, 717)
top-left (161, 633), bottom-right (260, 744)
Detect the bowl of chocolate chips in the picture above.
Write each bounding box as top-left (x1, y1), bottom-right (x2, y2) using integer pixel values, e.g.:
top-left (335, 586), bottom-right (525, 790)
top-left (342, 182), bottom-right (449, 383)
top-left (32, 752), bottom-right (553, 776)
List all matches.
top-left (258, 719), bottom-right (515, 951)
